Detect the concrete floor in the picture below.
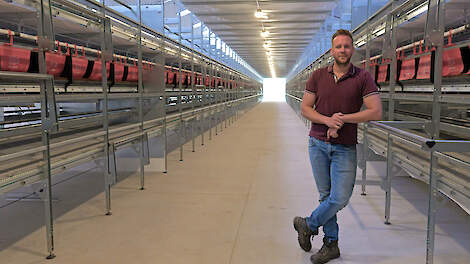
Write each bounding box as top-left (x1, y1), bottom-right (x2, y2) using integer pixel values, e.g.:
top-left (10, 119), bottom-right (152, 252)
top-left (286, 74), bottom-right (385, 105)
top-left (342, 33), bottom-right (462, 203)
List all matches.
top-left (0, 102), bottom-right (469, 264)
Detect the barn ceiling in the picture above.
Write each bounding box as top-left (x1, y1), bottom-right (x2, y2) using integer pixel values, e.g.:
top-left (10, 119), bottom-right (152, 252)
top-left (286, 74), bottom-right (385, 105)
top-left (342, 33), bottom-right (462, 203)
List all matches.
top-left (181, 0), bottom-right (337, 78)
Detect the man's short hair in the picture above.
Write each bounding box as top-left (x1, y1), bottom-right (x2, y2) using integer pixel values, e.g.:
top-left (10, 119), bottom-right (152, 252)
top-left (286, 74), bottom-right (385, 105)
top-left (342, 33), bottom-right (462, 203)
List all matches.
top-left (331, 29), bottom-right (353, 46)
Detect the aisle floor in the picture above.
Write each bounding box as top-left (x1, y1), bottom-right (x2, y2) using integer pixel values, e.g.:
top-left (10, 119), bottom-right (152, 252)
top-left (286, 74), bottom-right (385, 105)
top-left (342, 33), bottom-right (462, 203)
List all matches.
top-left (1, 102), bottom-right (469, 264)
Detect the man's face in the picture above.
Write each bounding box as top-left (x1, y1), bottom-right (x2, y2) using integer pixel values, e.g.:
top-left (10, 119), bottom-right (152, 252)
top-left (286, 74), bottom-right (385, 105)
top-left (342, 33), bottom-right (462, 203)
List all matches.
top-left (331, 35), bottom-right (354, 66)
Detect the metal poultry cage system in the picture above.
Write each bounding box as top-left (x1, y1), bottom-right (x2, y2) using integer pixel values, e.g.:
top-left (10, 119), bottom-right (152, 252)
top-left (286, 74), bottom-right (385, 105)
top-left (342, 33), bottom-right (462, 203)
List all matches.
top-left (0, 0), bottom-right (263, 259)
top-left (286, 1), bottom-right (470, 263)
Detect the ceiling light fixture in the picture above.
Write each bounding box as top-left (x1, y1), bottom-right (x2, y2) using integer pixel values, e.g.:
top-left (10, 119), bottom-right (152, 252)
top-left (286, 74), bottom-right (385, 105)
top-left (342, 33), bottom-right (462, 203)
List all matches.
top-left (260, 29), bottom-right (270, 38)
top-left (254, 8), bottom-right (268, 19)
top-left (254, 0), bottom-right (268, 19)
top-left (256, 0), bottom-right (273, 77)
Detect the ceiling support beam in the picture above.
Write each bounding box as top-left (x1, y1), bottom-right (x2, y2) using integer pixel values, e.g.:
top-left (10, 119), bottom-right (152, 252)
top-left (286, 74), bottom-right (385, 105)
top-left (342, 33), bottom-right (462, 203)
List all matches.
top-left (229, 43), bottom-right (310, 47)
top-left (194, 10), bottom-right (331, 16)
top-left (203, 19), bottom-right (324, 25)
top-left (214, 33), bottom-right (318, 38)
top-left (206, 27), bottom-right (320, 32)
top-left (182, 0), bottom-right (335, 5)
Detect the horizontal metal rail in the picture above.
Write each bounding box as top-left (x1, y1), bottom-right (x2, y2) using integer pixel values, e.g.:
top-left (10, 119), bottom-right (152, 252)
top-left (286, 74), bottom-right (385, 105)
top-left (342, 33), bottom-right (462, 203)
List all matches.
top-left (0, 94), bottom-right (261, 188)
top-left (368, 121), bottom-right (470, 152)
top-left (0, 71), bottom-right (53, 80)
top-left (0, 94), bottom-right (260, 162)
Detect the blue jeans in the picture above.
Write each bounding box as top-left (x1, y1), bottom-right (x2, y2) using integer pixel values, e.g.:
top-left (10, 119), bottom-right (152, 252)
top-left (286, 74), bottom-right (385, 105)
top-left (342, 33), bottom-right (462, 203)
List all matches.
top-left (306, 136), bottom-right (357, 241)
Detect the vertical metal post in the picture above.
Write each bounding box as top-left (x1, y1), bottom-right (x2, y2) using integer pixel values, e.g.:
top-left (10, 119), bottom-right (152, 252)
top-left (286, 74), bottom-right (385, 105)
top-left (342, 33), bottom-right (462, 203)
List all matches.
top-left (361, 1), bottom-right (372, 197)
top-left (38, 0), bottom-right (56, 258)
top-left (178, 6), bottom-right (183, 162)
top-left (215, 66), bottom-right (219, 136)
top-left (236, 75), bottom-right (239, 121)
top-left (384, 133), bottom-right (393, 225)
top-left (220, 68), bottom-right (224, 131)
top-left (162, 0), bottom-right (168, 173)
top-left (110, 143), bottom-right (117, 185)
top-left (229, 72), bottom-right (233, 126)
top-left (236, 75), bottom-right (240, 121)
top-left (137, 0), bottom-right (145, 190)
top-left (221, 69), bottom-right (225, 130)
top-left (230, 72), bottom-right (238, 124)
top-left (200, 26), bottom-right (205, 146)
top-left (201, 60), bottom-right (206, 146)
top-left (42, 130), bottom-right (55, 259)
top-left (428, 1), bottom-right (444, 139)
top-left (227, 71), bottom-right (230, 126)
top-left (224, 69), bottom-right (227, 129)
top-left (143, 132), bottom-right (150, 165)
top-left (388, 13), bottom-right (397, 121)
top-left (97, 1), bottom-right (113, 216)
top-left (228, 72), bottom-right (231, 125)
top-left (208, 32), bottom-right (213, 140)
top-left (234, 76), bottom-right (237, 122)
top-left (361, 124), bottom-right (368, 196)
top-left (365, 0), bottom-right (371, 75)
top-left (426, 151), bottom-right (439, 264)
top-left (191, 15), bottom-right (195, 153)
top-left (424, 2), bottom-right (445, 261)
top-left (220, 68), bottom-right (224, 130)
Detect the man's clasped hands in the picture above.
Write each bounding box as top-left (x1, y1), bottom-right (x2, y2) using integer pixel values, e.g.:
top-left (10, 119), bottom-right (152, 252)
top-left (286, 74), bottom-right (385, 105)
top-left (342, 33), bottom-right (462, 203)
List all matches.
top-left (326, 112), bottom-right (344, 140)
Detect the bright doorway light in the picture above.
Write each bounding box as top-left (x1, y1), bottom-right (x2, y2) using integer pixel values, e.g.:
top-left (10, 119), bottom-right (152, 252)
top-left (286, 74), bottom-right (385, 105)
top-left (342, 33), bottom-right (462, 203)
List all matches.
top-left (263, 78), bottom-right (286, 102)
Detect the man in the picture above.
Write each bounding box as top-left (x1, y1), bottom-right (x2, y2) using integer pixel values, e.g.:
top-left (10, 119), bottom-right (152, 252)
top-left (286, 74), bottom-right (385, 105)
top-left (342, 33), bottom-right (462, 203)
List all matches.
top-left (293, 29), bottom-right (382, 264)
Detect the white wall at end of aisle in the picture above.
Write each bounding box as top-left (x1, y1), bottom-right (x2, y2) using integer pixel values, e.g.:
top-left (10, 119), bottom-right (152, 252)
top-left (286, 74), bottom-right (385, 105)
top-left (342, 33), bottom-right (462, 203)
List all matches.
top-left (263, 78), bottom-right (286, 102)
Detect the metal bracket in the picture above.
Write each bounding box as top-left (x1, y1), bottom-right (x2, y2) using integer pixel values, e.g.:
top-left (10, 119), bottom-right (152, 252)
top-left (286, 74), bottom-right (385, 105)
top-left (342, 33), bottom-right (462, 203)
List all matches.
top-left (382, 14), bottom-right (394, 59)
top-left (143, 133), bottom-right (150, 165)
top-left (424, 0), bottom-right (444, 47)
top-left (38, 0), bottom-right (55, 51)
top-left (41, 78), bottom-right (58, 131)
top-left (35, 0), bottom-right (57, 131)
top-left (109, 143), bottom-right (118, 185)
top-left (102, 17), bottom-right (114, 61)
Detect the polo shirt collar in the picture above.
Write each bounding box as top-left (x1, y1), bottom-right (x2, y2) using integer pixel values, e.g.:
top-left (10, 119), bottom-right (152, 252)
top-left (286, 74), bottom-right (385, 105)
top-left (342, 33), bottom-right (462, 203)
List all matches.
top-left (328, 63), bottom-right (356, 78)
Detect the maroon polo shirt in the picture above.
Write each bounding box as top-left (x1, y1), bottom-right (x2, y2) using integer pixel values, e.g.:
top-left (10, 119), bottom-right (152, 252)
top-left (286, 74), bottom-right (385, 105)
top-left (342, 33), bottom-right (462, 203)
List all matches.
top-left (305, 64), bottom-right (378, 145)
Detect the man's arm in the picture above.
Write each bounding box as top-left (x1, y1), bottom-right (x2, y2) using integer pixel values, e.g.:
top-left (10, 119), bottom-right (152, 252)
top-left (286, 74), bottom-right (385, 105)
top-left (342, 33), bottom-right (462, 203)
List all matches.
top-left (301, 92), bottom-right (343, 129)
top-left (335, 94), bottom-right (382, 123)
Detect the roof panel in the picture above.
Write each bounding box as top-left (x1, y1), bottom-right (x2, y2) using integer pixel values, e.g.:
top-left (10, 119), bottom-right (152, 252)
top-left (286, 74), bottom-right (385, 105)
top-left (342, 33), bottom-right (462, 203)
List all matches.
top-left (182, 0), bottom-right (337, 77)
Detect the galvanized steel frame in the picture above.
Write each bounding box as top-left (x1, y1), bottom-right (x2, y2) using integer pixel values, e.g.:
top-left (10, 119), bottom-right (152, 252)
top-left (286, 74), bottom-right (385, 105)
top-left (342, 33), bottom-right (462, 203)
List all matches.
top-left (0, 0), bottom-right (262, 259)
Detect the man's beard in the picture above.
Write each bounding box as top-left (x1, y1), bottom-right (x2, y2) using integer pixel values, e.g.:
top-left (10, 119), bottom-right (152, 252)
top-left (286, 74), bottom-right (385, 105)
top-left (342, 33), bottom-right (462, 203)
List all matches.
top-left (334, 56), bottom-right (351, 66)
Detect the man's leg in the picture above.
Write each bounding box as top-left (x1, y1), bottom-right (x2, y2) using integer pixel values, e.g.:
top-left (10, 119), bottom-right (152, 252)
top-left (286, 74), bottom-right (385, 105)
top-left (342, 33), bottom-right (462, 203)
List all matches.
top-left (306, 144), bottom-right (357, 240)
top-left (322, 214), bottom-right (338, 242)
top-left (310, 144), bottom-right (357, 264)
top-left (294, 137), bottom-right (330, 252)
top-left (306, 137), bottom-right (331, 229)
